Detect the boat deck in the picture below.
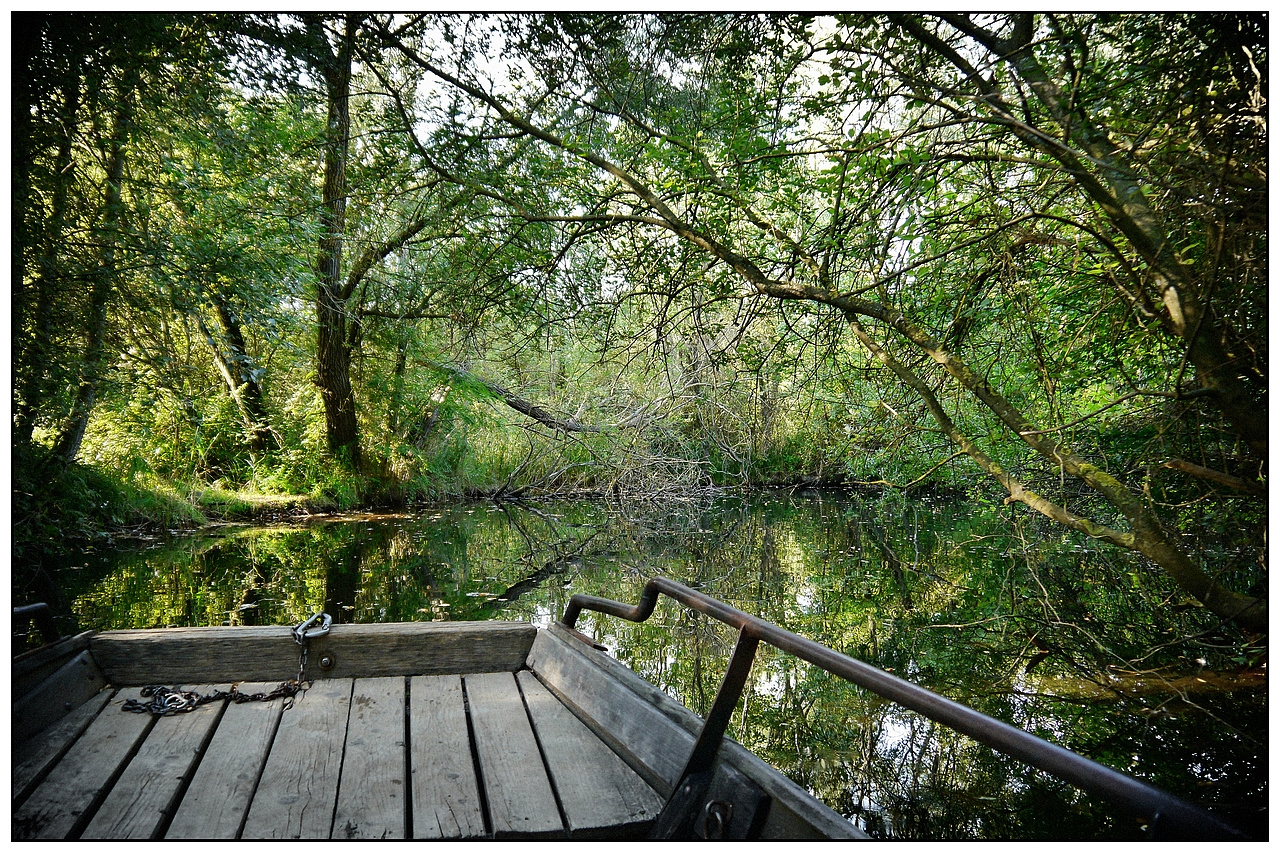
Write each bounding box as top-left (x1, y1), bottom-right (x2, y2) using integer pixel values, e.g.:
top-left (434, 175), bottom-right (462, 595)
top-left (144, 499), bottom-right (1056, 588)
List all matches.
top-left (14, 581), bottom-right (1243, 841)
top-left (14, 669), bottom-right (663, 839)
top-left (13, 620), bottom-right (863, 840)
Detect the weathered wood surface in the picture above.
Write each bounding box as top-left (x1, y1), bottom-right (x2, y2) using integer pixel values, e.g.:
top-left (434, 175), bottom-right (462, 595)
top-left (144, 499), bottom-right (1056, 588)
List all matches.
top-left (332, 677), bottom-right (406, 839)
top-left (13, 688), bottom-right (113, 804)
top-left (526, 626), bottom-right (692, 793)
top-left (13, 687), bottom-right (154, 839)
top-left (466, 671), bottom-right (564, 838)
top-left (13, 621), bottom-right (859, 840)
top-left (12, 631), bottom-right (94, 698)
top-left (90, 621), bottom-right (538, 685)
top-left (529, 623), bottom-right (867, 840)
top-left (240, 678), bottom-right (353, 839)
top-left (81, 684), bottom-right (227, 839)
top-left (518, 670), bottom-right (664, 838)
top-left (13, 649), bottom-right (109, 742)
top-left (409, 674), bottom-right (487, 839)
top-left (165, 682), bottom-right (287, 839)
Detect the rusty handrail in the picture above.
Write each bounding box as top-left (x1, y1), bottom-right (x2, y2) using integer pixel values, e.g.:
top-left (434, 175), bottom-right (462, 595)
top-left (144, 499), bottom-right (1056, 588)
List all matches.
top-left (560, 576), bottom-right (1247, 840)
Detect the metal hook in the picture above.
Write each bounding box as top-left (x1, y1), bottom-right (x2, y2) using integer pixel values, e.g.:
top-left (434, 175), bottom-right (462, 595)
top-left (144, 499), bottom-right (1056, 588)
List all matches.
top-left (293, 612), bottom-right (332, 645)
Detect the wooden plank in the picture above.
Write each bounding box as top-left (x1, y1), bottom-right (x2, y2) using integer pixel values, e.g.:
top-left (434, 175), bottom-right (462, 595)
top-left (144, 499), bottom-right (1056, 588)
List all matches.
top-left (465, 671), bottom-right (564, 839)
top-left (517, 670), bottom-right (664, 838)
top-left (331, 677), bottom-right (406, 839)
top-left (526, 628), bottom-right (693, 793)
top-left (408, 675), bottom-right (487, 840)
top-left (81, 684), bottom-right (228, 839)
top-left (165, 682), bottom-right (288, 839)
top-left (240, 678), bottom-right (353, 839)
top-left (13, 631), bottom-right (94, 699)
top-left (530, 624), bottom-right (866, 840)
top-left (13, 649), bottom-right (109, 741)
top-left (13, 689), bottom-right (113, 805)
top-left (12, 687), bottom-right (154, 839)
top-left (90, 622), bottom-right (537, 685)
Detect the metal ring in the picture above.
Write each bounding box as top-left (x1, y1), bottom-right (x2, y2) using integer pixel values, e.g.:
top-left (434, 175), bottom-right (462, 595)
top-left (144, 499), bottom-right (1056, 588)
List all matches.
top-left (293, 612), bottom-right (332, 643)
top-left (162, 691), bottom-right (191, 709)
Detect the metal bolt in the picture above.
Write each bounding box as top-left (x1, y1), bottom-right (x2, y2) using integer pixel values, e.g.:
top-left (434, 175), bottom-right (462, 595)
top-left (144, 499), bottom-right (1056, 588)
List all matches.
top-left (319, 652), bottom-right (336, 670)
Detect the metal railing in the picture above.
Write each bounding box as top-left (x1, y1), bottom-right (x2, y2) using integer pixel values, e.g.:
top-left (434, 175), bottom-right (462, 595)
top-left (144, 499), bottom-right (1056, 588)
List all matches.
top-left (14, 603), bottom-right (61, 647)
top-left (560, 576), bottom-right (1247, 840)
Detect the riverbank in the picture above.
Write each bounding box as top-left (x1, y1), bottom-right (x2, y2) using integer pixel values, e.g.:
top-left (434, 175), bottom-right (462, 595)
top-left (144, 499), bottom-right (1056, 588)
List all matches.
top-left (13, 458), bottom-right (323, 568)
top-left (17, 454), bottom-right (918, 567)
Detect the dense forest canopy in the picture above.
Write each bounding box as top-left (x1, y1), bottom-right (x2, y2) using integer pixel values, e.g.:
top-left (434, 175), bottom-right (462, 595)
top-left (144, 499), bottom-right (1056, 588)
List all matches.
top-left (13, 14), bottom-right (1266, 634)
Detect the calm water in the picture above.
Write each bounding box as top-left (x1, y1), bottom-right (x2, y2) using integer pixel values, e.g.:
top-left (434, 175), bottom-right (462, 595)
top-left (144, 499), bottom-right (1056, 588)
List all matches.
top-left (32, 492), bottom-right (1266, 839)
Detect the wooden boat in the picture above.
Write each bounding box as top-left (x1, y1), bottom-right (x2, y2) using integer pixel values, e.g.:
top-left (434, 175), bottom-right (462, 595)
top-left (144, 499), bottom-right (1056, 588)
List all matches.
top-left (11, 578), bottom-right (1245, 840)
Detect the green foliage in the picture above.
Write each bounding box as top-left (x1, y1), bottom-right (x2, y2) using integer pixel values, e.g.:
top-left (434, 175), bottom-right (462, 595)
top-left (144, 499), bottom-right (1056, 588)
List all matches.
top-left (12, 13), bottom-right (1267, 632)
top-left (11, 14), bottom-right (1267, 840)
top-left (12, 449), bottom-right (206, 572)
top-left (309, 466), bottom-right (364, 510)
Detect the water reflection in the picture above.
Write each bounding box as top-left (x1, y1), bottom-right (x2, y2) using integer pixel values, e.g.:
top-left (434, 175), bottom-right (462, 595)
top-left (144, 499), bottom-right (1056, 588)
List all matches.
top-left (51, 492), bottom-right (1265, 839)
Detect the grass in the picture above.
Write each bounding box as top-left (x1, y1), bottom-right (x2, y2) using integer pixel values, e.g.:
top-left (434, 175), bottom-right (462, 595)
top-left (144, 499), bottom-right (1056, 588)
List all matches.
top-left (188, 486), bottom-right (317, 520)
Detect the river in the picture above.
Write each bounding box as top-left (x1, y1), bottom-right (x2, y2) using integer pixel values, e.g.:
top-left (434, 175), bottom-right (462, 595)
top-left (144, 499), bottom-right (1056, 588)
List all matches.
top-left (34, 490), bottom-right (1266, 839)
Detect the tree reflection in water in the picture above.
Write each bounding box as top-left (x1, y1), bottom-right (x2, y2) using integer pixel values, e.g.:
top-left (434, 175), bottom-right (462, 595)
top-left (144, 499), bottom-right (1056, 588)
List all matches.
top-left (56, 492), bottom-right (1265, 839)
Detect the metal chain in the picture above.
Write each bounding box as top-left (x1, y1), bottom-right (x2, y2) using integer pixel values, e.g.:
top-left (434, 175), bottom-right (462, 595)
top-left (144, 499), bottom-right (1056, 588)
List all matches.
top-left (121, 612), bottom-right (331, 716)
top-left (122, 681), bottom-right (303, 716)
top-left (292, 610), bottom-right (331, 693)
top-left (297, 642), bottom-right (309, 686)
top-left (122, 685), bottom-right (219, 716)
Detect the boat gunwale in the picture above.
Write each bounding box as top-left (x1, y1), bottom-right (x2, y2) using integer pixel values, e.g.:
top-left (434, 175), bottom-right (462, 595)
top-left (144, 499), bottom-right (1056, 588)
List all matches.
top-left (85, 619), bottom-right (538, 685)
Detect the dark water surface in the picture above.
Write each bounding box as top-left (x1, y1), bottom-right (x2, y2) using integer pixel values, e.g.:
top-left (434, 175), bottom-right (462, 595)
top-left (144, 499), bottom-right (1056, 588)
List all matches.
top-left (38, 492), bottom-right (1266, 839)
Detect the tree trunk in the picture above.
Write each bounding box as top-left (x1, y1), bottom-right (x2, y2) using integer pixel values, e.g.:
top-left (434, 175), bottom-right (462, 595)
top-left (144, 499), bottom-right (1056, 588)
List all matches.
top-left (12, 15), bottom-right (39, 442)
top-left (313, 16), bottom-right (361, 469)
top-left (386, 338), bottom-right (409, 437)
top-left (15, 76), bottom-right (81, 448)
top-left (213, 295), bottom-right (273, 454)
top-left (434, 362), bottom-right (602, 434)
top-left (15, 77), bottom-right (81, 448)
top-left (53, 67), bottom-right (136, 465)
top-left (198, 295), bottom-right (275, 456)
